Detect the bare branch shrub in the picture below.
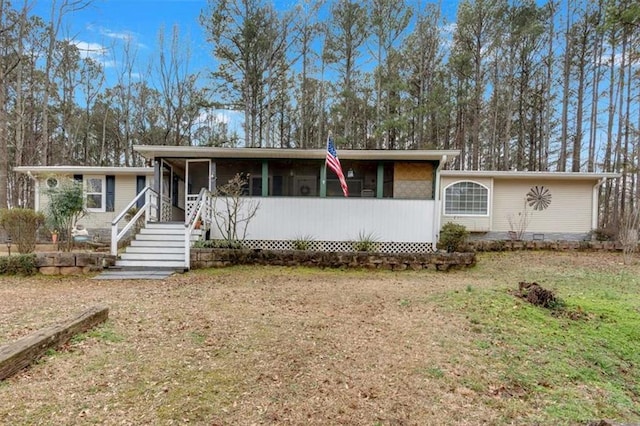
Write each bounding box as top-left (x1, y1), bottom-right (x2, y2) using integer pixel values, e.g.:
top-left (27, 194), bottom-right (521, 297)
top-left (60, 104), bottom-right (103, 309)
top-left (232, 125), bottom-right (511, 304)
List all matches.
top-left (507, 198), bottom-right (532, 240)
top-left (212, 174), bottom-right (260, 244)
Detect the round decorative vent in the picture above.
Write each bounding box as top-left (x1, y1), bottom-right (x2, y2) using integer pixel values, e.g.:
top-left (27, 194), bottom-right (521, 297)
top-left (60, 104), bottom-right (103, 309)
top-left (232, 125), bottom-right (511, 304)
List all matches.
top-left (46, 177), bottom-right (59, 188)
top-left (526, 185), bottom-right (552, 211)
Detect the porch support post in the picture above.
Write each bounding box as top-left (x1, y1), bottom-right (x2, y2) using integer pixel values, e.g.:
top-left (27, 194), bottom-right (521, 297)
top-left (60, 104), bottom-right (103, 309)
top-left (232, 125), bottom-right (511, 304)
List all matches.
top-left (376, 162), bottom-right (384, 198)
top-left (320, 162), bottom-right (327, 197)
top-left (153, 160), bottom-right (161, 221)
top-left (261, 160), bottom-right (268, 197)
top-left (210, 162), bottom-right (217, 191)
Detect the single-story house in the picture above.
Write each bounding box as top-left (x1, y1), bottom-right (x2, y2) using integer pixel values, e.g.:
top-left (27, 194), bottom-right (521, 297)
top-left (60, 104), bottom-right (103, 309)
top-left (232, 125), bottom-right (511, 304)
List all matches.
top-left (439, 170), bottom-right (618, 241)
top-left (14, 147), bottom-right (618, 268)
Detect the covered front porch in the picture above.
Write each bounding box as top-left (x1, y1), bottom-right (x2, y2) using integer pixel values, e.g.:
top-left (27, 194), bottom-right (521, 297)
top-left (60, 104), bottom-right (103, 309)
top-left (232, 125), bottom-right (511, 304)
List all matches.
top-left (109, 146), bottom-right (458, 269)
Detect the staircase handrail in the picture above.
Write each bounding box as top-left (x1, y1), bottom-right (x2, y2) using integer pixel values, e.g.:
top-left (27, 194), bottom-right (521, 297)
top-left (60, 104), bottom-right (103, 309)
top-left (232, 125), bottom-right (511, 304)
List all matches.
top-left (184, 187), bottom-right (211, 269)
top-left (111, 186), bottom-right (158, 255)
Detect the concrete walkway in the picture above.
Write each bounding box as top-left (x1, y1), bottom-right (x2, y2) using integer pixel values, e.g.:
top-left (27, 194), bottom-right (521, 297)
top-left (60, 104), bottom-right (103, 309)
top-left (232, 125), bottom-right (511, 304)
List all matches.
top-left (93, 268), bottom-right (179, 280)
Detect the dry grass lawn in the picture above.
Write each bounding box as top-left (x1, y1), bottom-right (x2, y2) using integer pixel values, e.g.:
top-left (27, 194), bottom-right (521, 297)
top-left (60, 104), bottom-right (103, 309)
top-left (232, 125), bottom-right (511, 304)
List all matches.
top-left (0, 251), bottom-right (639, 425)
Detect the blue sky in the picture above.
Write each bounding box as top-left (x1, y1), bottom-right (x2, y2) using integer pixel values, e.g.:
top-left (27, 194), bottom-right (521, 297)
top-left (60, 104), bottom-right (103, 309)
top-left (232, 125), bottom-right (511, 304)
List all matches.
top-left (26, 0), bottom-right (459, 134)
top-left (31, 0), bottom-right (211, 81)
top-left (29, 0), bottom-right (460, 87)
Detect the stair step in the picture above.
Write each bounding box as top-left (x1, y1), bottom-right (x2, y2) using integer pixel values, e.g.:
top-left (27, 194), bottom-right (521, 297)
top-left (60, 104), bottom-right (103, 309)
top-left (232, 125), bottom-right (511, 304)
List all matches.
top-left (139, 227), bottom-right (185, 235)
top-left (120, 253), bottom-right (185, 261)
top-left (130, 239), bottom-right (184, 247)
top-left (135, 234), bottom-right (184, 241)
top-left (125, 246), bottom-right (184, 254)
top-left (116, 260), bottom-right (186, 268)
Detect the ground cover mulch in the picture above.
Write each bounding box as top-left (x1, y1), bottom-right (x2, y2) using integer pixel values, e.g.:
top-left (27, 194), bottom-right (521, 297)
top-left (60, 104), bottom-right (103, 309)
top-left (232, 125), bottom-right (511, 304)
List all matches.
top-left (0, 252), bottom-right (636, 425)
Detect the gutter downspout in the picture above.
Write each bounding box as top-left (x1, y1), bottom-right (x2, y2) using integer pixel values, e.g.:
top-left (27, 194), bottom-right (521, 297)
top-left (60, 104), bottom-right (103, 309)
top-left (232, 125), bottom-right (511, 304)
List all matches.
top-left (433, 155), bottom-right (448, 247)
top-left (592, 177), bottom-right (606, 230)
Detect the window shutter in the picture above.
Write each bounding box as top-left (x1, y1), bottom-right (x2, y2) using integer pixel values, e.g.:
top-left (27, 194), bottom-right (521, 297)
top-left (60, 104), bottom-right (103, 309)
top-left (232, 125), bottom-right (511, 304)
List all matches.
top-left (106, 175), bottom-right (116, 212)
top-left (136, 175), bottom-right (146, 209)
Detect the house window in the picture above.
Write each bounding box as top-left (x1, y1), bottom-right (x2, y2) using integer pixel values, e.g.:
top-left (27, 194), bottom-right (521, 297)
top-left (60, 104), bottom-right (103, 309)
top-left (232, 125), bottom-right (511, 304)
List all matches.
top-left (444, 181), bottom-right (488, 216)
top-left (85, 176), bottom-right (106, 212)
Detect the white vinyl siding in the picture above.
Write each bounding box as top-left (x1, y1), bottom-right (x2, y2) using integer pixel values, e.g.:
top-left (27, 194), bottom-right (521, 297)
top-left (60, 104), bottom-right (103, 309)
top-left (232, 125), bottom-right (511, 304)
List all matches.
top-left (209, 197), bottom-right (436, 243)
top-left (492, 180), bottom-right (593, 233)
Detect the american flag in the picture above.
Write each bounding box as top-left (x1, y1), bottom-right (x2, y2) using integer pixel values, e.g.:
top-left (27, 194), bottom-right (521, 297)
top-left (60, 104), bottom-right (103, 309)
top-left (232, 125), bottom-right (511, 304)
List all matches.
top-left (326, 135), bottom-right (349, 197)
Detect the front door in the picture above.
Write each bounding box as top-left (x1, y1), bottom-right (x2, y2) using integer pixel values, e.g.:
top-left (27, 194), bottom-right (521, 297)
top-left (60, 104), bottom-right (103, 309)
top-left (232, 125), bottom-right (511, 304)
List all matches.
top-left (185, 159), bottom-right (211, 219)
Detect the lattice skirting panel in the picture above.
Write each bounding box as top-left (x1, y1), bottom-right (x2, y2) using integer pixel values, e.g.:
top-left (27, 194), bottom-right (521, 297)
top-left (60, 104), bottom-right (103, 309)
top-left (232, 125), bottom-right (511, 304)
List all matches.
top-left (241, 240), bottom-right (436, 254)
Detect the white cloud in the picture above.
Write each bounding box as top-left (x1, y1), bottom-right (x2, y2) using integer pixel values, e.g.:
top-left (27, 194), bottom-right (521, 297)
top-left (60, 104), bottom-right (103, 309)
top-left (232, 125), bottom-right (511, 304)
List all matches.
top-left (72, 41), bottom-right (108, 59)
top-left (86, 23), bottom-right (146, 49)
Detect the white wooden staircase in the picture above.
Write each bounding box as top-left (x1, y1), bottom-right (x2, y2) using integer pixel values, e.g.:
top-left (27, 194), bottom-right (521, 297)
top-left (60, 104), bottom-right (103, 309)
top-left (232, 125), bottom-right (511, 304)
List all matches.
top-left (114, 222), bottom-right (201, 270)
top-left (109, 186), bottom-right (211, 273)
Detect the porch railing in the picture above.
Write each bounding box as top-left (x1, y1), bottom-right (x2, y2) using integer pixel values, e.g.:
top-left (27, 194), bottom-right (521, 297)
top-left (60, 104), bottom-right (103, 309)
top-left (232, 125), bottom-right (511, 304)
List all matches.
top-left (111, 186), bottom-right (160, 256)
top-left (184, 187), bottom-right (213, 269)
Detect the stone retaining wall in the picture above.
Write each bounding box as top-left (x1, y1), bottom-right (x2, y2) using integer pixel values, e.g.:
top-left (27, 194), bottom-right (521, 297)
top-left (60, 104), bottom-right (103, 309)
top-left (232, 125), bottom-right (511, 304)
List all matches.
top-left (467, 240), bottom-right (622, 252)
top-left (35, 252), bottom-right (116, 275)
top-left (191, 248), bottom-right (476, 271)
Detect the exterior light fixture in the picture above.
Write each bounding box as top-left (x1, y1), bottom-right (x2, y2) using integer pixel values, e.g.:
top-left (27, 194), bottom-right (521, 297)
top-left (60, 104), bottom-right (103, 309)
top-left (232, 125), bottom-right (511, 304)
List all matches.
top-left (347, 168), bottom-right (354, 178)
top-left (6, 236), bottom-right (11, 256)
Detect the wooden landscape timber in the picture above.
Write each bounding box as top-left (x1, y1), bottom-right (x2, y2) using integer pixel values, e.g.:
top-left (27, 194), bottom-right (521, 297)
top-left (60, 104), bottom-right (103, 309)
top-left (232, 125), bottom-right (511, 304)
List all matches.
top-left (0, 306), bottom-right (109, 380)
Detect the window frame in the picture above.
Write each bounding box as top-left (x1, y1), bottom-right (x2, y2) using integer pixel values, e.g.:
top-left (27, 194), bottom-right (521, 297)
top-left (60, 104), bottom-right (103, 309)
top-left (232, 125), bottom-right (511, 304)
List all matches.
top-left (84, 175), bottom-right (106, 212)
top-left (443, 180), bottom-right (490, 217)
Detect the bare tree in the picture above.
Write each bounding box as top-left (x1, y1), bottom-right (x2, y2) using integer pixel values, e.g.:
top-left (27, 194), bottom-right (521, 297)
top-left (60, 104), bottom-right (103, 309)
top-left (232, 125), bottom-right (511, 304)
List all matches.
top-left (618, 205), bottom-right (640, 265)
top-left (212, 174), bottom-right (260, 244)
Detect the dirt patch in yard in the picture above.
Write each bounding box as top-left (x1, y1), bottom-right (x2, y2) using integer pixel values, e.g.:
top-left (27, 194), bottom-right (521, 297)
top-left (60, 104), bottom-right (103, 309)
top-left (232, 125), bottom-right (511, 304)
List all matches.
top-left (0, 251), bottom-right (637, 425)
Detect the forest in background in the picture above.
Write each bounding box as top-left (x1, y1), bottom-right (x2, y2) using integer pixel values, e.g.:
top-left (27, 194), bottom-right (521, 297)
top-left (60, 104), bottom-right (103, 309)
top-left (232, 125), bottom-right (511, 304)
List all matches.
top-left (0, 0), bottom-right (638, 232)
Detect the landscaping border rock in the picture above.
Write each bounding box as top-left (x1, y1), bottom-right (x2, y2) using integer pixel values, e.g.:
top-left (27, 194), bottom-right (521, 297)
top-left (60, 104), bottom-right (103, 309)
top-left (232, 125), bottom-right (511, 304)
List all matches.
top-left (191, 248), bottom-right (476, 271)
top-left (35, 253), bottom-right (116, 275)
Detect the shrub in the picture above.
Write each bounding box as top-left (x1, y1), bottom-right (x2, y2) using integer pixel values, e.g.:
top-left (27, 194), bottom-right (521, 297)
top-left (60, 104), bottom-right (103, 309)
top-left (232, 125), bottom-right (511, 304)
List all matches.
top-left (353, 231), bottom-right (379, 252)
top-left (193, 239), bottom-right (243, 249)
top-left (0, 208), bottom-right (46, 253)
top-left (46, 179), bottom-right (86, 252)
top-left (0, 254), bottom-right (38, 275)
top-left (292, 235), bottom-right (315, 251)
top-left (590, 226), bottom-right (616, 241)
top-left (438, 222), bottom-right (469, 252)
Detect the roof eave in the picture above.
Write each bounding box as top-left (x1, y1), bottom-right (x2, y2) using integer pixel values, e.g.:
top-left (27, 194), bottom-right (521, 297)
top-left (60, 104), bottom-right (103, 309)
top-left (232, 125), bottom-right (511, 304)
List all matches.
top-left (133, 145), bottom-right (460, 161)
top-left (440, 170), bottom-right (621, 180)
top-left (13, 166), bottom-right (154, 176)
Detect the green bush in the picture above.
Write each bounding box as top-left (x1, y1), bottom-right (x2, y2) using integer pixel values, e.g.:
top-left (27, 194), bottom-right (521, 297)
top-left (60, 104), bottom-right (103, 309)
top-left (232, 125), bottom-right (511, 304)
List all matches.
top-left (292, 235), bottom-right (315, 251)
top-left (353, 231), bottom-right (379, 252)
top-left (0, 254), bottom-right (38, 275)
top-left (192, 239), bottom-right (243, 249)
top-left (437, 222), bottom-right (469, 252)
top-left (46, 179), bottom-right (86, 252)
top-left (0, 208), bottom-right (46, 253)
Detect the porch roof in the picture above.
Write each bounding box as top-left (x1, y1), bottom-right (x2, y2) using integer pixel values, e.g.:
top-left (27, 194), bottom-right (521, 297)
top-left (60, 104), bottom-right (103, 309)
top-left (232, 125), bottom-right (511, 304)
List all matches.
top-left (440, 170), bottom-right (620, 181)
top-left (133, 145), bottom-right (460, 162)
top-left (14, 166), bottom-right (154, 176)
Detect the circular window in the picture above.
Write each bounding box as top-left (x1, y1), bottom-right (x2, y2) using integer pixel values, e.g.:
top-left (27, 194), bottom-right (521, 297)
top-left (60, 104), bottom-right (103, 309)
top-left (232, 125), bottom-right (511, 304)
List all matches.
top-left (46, 177), bottom-right (59, 188)
top-left (526, 185), bottom-right (552, 211)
